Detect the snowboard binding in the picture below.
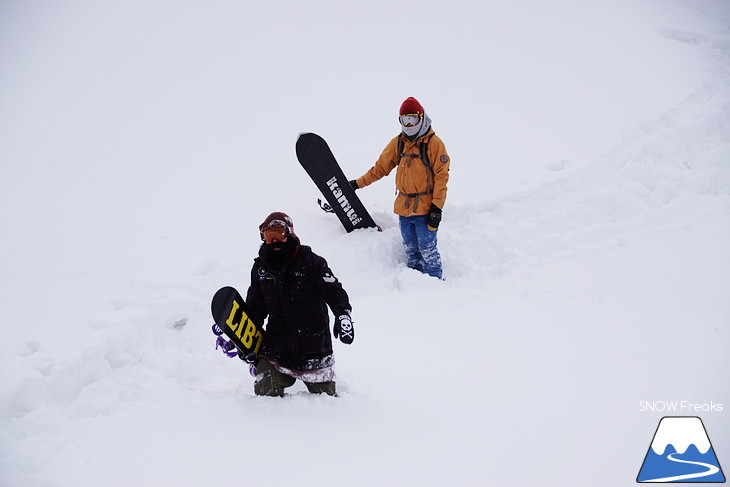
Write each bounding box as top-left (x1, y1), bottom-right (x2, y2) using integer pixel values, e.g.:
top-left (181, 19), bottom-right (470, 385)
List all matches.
top-left (318, 198), bottom-right (335, 213)
top-left (212, 323), bottom-right (258, 367)
top-left (212, 323), bottom-right (239, 358)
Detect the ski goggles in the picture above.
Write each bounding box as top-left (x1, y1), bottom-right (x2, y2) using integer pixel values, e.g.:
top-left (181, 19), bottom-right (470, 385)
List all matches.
top-left (399, 113), bottom-right (422, 127)
top-left (261, 225), bottom-right (289, 243)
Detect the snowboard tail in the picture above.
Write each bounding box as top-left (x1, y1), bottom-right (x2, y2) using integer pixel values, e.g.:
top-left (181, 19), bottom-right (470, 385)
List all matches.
top-left (296, 133), bottom-right (379, 232)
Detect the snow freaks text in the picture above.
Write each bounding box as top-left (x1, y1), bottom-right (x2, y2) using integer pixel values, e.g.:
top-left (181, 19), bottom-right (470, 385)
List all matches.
top-left (639, 401), bottom-right (724, 413)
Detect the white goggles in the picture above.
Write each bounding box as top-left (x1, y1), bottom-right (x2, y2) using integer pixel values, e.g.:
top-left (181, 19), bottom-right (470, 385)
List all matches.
top-left (399, 114), bottom-right (422, 127)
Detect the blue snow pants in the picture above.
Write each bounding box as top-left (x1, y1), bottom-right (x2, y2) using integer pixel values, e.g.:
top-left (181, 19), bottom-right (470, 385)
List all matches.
top-left (399, 215), bottom-right (443, 279)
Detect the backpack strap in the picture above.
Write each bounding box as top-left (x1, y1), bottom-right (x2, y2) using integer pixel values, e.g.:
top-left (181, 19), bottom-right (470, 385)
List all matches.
top-left (397, 133), bottom-right (436, 213)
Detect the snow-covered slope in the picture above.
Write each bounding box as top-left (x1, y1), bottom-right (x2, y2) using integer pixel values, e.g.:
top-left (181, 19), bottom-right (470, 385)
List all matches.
top-left (1, 1), bottom-right (729, 486)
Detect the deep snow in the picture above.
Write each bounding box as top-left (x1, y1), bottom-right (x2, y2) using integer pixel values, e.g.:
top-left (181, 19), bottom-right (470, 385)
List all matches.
top-left (1, 1), bottom-right (729, 486)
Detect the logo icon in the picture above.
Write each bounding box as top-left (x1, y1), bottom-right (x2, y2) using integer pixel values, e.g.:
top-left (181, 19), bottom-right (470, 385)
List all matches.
top-left (637, 416), bottom-right (725, 483)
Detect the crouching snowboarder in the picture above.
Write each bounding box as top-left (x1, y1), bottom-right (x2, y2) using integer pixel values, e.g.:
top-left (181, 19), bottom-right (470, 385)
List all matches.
top-left (245, 212), bottom-right (354, 397)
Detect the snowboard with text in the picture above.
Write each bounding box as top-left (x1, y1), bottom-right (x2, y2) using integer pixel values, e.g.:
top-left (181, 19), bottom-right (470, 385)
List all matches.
top-left (211, 286), bottom-right (265, 360)
top-left (296, 132), bottom-right (379, 232)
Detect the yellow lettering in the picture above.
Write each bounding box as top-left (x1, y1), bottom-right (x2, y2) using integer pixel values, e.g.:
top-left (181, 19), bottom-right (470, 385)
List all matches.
top-left (225, 300), bottom-right (244, 338)
top-left (224, 299), bottom-right (262, 355)
top-left (242, 319), bottom-right (256, 348)
top-left (225, 300), bottom-right (240, 329)
top-left (253, 331), bottom-right (263, 355)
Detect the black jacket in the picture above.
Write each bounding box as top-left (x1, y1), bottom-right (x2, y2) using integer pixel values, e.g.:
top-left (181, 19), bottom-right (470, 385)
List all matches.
top-left (245, 238), bottom-right (351, 370)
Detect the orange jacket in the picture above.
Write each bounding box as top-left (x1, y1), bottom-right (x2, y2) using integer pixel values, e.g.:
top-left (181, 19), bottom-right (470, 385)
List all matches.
top-left (355, 128), bottom-right (450, 217)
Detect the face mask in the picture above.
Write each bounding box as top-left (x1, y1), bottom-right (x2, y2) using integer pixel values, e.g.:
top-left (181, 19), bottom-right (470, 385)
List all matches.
top-left (402, 120), bottom-right (422, 137)
top-left (262, 237), bottom-right (296, 264)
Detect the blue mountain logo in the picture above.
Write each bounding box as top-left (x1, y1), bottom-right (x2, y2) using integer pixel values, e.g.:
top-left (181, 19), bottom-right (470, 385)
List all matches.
top-left (637, 416), bottom-right (725, 483)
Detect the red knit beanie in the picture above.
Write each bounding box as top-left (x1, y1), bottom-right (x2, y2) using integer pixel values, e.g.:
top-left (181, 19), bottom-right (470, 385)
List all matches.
top-left (399, 97), bottom-right (424, 115)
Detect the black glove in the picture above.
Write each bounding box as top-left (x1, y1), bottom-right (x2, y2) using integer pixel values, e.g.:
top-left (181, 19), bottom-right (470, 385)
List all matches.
top-left (349, 180), bottom-right (359, 190)
top-left (426, 204), bottom-right (442, 231)
top-left (333, 312), bottom-right (354, 344)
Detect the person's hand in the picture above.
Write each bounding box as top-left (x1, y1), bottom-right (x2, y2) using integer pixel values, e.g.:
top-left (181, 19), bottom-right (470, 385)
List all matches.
top-left (426, 204), bottom-right (442, 231)
top-left (333, 313), bottom-right (354, 344)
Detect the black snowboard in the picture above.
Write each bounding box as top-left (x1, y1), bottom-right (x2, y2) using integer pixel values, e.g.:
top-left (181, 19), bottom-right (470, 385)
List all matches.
top-left (296, 132), bottom-right (379, 233)
top-left (211, 286), bottom-right (265, 359)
